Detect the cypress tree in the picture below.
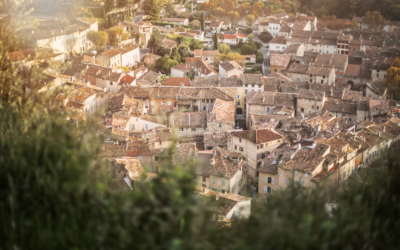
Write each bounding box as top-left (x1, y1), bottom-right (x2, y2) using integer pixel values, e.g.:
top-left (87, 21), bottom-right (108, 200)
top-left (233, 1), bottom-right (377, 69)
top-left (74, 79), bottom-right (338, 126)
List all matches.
top-left (214, 31), bottom-right (219, 50)
top-left (201, 11), bottom-right (205, 32)
top-left (122, 12), bottom-right (125, 21)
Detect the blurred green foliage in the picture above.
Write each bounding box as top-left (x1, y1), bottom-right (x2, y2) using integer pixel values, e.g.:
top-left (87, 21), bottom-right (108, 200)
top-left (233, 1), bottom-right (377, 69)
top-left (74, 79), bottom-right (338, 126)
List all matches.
top-left (2, 4), bottom-right (400, 249)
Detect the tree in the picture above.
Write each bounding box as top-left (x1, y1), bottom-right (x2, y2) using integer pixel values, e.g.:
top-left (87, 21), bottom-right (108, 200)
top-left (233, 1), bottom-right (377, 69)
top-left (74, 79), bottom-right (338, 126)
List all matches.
top-left (364, 11), bottom-right (385, 30)
top-left (240, 42), bottom-right (258, 55)
top-left (218, 43), bottom-right (231, 54)
top-left (87, 30), bottom-right (109, 49)
top-left (192, 20), bottom-right (201, 29)
top-left (165, 2), bottom-right (176, 17)
top-left (178, 45), bottom-right (192, 59)
top-left (170, 47), bottom-right (182, 63)
top-left (144, 0), bottom-right (161, 22)
top-left (200, 2), bottom-right (217, 12)
top-left (386, 57), bottom-right (400, 100)
top-left (164, 59), bottom-right (179, 73)
top-left (101, 7), bottom-right (106, 18)
top-left (107, 27), bottom-right (124, 47)
top-left (213, 31), bottom-right (220, 50)
top-left (238, 38), bottom-right (244, 48)
top-left (148, 29), bottom-right (164, 55)
top-left (189, 39), bottom-right (203, 50)
top-left (282, 5), bottom-right (291, 13)
top-left (259, 31), bottom-right (273, 43)
top-left (122, 11), bottom-right (125, 21)
top-left (228, 11), bottom-right (240, 25)
top-left (104, 0), bottom-right (114, 13)
top-left (245, 14), bottom-right (255, 27)
top-left (276, 8), bottom-right (286, 14)
top-left (248, 34), bottom-right (254, 41)
top-left (214, 8), bottom-right (226, 18)
top-left (219, 52), bottom-right (246, 66)
top-left (201, 12), bottom-right (205, 32)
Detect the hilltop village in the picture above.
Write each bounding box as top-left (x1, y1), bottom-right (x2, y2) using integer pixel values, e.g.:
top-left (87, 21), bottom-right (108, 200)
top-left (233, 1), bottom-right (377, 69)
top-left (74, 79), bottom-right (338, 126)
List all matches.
top-left (5, 0), bottom-right (400, 222)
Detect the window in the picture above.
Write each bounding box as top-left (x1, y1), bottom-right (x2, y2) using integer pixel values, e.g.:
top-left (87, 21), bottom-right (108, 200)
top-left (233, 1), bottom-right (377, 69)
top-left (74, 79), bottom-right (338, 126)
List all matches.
top-left (212, 177), bottom-right (216, 183)
top-left (167, 101), bottom-right (171, 106)
top-left (218, 123), bottom-right (222, 128)
top-left (243, 156), bottom-right (246, 161)
top-left (280, 69), bottom-right (284, 73)
top-left (202, 99), bottom-right (205, 103)
top-left (179, 128), bottom-right (183, 131)
top-left (239, 138), bottom-right (242, 143)
top-left (161, 109), bottom-right (165, 114)
top-left (295, 170), bottom-right (298, 175)
top-left (305, 173), bottom-right (308, 178)
top-left (145, 124), bottom-right (148, 129)
top-left (237, 94), bottom-right (240, 98)
top-left (203, 176), bottom-right (206, 182)
top-left (222, 179), bottom-right (225, 186)
top-left (237, 101), bottom-right (241, 106)
top-left (234, 145), bottom-right (237, 150)
top-left (301, 108), bottom-right (304, 112)
top-left (258, 84), bottom-right (262, 88)
top-left (274, 68), bottom-right (277, 72)
top-left (110, 82), bottom-right (113, 85)
top-left (299, 178), bottom-right (303, 186)
top-left (155, 156), bottom-right (160, 161)
top-left (151, 101), bottom-right (154, 105)
top-left (245, 90), bottom-right (248, 94)
top-left (239, 147), bottom-right (243, 152)
top-left (285, 178), bottom-right (290, 183)
top-left (131, 124), bottom-right (135, 130)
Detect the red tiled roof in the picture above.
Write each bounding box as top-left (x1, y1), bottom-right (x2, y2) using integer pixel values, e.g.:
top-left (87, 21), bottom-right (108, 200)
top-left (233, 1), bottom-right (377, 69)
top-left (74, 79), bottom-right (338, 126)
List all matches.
top-left (163, 77), bottom-right (191, 86)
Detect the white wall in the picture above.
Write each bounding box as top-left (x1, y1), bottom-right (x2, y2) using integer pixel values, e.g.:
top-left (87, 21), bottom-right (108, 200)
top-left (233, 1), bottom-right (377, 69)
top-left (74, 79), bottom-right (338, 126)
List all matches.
top-left (128, 116), bottom-right (167, 131)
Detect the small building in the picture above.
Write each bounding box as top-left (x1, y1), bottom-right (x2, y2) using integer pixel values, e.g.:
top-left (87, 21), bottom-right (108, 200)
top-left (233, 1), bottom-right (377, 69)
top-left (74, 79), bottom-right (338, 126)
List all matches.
top-left (161, 17), bottom-right (189, 26)
top-left (171, 64), bottom-right (193, 78)
top-left (219, 61), bottom-right (244, 78)
top-left (163, 77), bottom-right (191, 87)
top-left (270, 53), bottom-right (291, 74)
top-left (144, 53), bottom-right (161, 67)
top-left (193, 49), bottom-right (219, 64)
top-left (207, 99), bottom-right (236, 131)
top-left (269, 36), bottom-right (287, 52)
top-left (195, 60), bottom-right (218, 77)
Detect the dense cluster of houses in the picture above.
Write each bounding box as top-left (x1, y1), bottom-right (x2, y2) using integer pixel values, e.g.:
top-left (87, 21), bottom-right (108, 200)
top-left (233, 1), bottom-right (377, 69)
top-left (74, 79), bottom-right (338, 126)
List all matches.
top-left (7, 8), bottom-right (400, 222)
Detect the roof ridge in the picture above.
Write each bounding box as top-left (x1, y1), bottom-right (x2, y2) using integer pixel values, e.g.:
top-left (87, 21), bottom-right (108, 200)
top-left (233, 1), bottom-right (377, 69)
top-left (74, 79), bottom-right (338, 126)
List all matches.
top-left (218, 149), bottom-right (231, 179)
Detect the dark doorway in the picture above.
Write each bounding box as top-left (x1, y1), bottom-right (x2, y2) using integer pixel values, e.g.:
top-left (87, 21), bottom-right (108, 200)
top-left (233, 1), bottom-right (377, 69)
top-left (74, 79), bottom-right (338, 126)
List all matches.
top-left (236, 108), bottom-right (243, 114)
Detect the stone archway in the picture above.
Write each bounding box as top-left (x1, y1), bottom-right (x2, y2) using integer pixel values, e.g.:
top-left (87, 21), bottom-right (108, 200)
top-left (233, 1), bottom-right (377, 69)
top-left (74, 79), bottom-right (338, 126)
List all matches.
top-left (236, 108), bottom-right (243, 114)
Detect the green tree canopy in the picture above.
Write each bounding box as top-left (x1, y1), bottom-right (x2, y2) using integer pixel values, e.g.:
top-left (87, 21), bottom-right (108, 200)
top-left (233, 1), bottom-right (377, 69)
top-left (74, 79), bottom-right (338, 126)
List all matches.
top-left (87, 30), bottom-right (109, 49)
top-left (144, 0), bottom-right (161, 22)
top-left (213, 31), bottom-right (220, 50)
top-left (170, 47), bottom-right (182, 63)
top-left (165, 2), bottom-right (176, 17)
top-left (218, 43), bottom-right (231, 54)
top-left (148, 28), bottom-right (164, 55)
top-left (259, 31), bottom-right (273, 43)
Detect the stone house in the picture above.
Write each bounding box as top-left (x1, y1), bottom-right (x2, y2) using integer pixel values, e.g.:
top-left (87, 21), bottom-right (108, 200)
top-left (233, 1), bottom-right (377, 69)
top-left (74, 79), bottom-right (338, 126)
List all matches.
top-left (269, 36), bottom-right (287, 52)
top-left (297, 89), bottom-right (326, 116)
top-left (170, 112), bottom-right (208, 137)
top-left (219, 61), bottom-right (244, 78)
top-left (241, 74), bottom-right (264, 96)
top-left (207, 99), bottom-right (236, 131)
top-left (323, 99), bottom-right (358, 122)
top-left (171, 64), bottom-right (193, 78)
top-left (193, 49), bottom-right (219, 64)
top-left (270, 53), bottom-right (291, 74)
top-left (229, 129), bottom-right (285, 177)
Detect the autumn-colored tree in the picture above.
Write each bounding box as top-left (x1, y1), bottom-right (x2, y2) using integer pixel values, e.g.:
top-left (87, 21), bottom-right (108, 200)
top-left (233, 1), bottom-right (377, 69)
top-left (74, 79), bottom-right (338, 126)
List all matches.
top-left (249, 2), bottom-right (265, 17)
top-left (107, 27), bottom-right (125, 46)
top-left (237, 2), bottom-right (250, 16)
top-left (219, 52), bottom-right (246, 66)
top-left (228, 11), bottom-right (240, 24)
top-left (214, 8), bottom-right (226, 18)
top-left (87, 31), bottom-right (109, 49)
top-left (264, 6), bottom-right (275, 16)
top-left (200, 2), bottom-right (216, 12)
top-left (282, 5), bottom-right (291, 13)
top-left (221, 0), bottom-right (235, 11)
top-left (364, 11), bottom-right (386, 30)
top-left (386, 58), bottom-right (400, 100)
top-left (245, 14), bottom-right (255, 27)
